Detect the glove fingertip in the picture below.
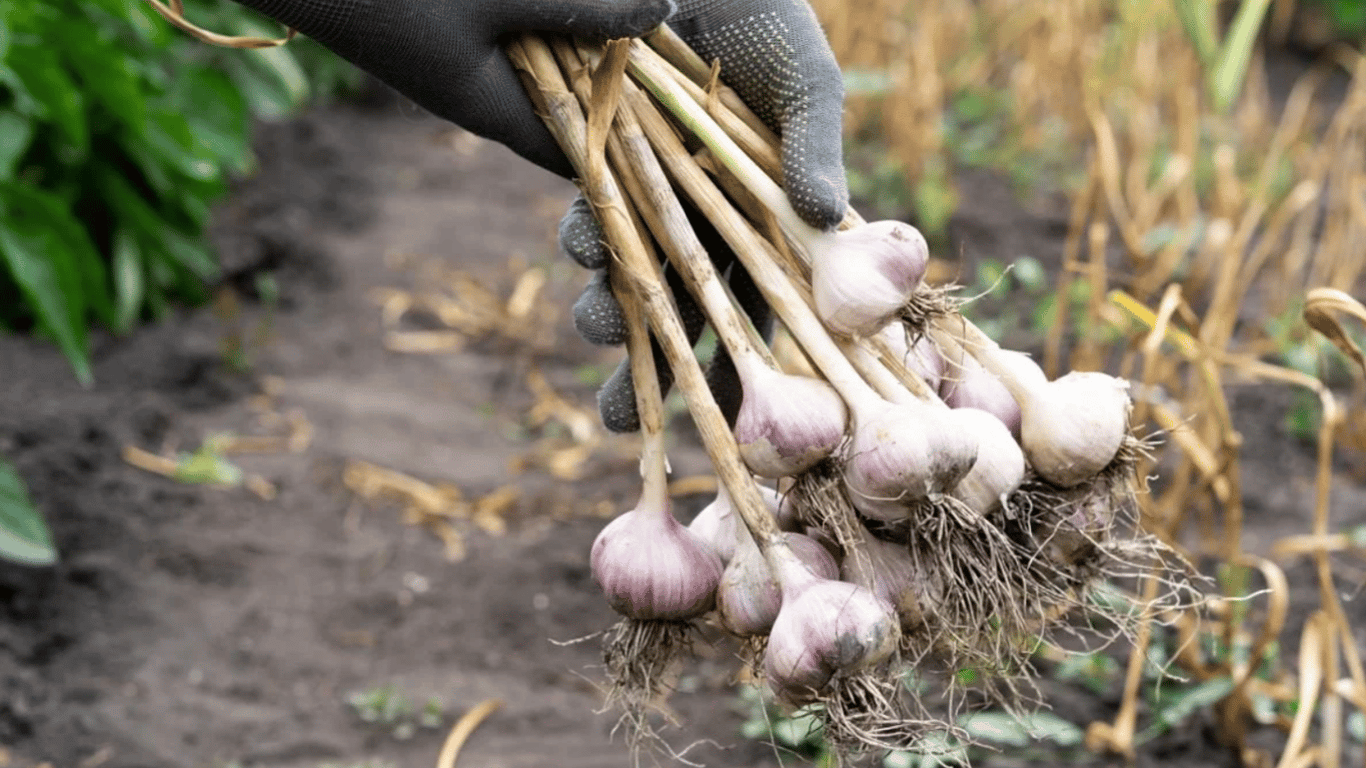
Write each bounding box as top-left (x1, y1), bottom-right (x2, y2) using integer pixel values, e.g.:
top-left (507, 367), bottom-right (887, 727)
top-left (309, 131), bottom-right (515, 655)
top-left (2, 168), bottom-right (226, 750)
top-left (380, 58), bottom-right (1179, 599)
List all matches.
top-left (558, 196), bottom-right (610, 270)
top-left (573, 272), bottom-right (628, 346)
top-left (598, 360), bottom-right (640, 434)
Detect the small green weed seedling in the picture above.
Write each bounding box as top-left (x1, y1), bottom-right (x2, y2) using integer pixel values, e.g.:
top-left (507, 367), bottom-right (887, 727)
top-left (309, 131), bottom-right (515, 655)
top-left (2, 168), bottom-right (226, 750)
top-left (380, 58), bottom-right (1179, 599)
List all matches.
top-left (346, 684), bottom-right (444, 740)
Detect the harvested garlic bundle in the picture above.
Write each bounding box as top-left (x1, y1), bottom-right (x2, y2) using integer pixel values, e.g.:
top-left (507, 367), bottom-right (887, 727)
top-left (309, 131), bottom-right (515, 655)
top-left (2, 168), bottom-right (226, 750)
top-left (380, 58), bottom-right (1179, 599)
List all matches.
top-left (939, 352), bottom-right (1021, 438)
top-left (841, 524), bottom-right (935, 632)
top-left (842, 395), bottom-right (979, 521)
top-left (590, 495), bottom-right (724, 621)
top-left (985, 351), bottom-right (1131, 488)
top-left (932, 327), bottom-right (1131, 488)
top-left (878, 325), bottom-right (946, 391)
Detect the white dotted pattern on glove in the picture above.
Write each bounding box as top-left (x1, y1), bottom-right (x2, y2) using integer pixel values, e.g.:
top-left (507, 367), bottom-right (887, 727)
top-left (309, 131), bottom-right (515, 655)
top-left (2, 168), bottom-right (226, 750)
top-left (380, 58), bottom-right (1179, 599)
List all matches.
top-left (681, 9), bottom-right (844, 229)
top-left (558, 196), bottom-right (609, 270)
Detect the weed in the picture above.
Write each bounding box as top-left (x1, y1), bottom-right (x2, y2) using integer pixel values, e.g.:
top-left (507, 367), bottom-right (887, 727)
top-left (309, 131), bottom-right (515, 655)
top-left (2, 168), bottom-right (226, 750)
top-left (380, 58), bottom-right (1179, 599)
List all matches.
top-left (345, 685), bottom-right (445, 741)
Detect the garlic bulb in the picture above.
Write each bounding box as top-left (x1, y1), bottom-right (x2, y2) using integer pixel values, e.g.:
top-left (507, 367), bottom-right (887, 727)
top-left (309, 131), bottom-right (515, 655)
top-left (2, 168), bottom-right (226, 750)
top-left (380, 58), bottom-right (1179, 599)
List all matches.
top-left (985, 351), bottom-right (1131, 487)
top-left (687, 482), bottom-right (782, 563)
top-left (842, 397), bottom-right (979, 521)
top-left (949, 408), bottom-right (1026, 515)
top-left (764, 543), bottom-right (900, 703)
top-left (591, 497), bottom-right (724, 621)
top-left (940, 354), bottom-right (1021, 438)
top-left (733, 358), bottom-right (848, 479)
top-left (812, 221), bottom-right (929, 337)
top-left (716, 530), bottom-right (838, 637)
top-left (841, 527), bottom-right (935, 632)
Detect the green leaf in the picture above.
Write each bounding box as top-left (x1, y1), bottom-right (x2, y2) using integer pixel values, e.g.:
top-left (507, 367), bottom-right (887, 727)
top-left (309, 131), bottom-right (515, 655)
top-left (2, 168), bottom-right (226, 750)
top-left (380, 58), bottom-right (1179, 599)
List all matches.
top-left (173, 446), bottom-right (243, 486)
top-left (0, 458), bottom-right (57, 566)
top-left (959, 710), bottom-right (1081, 748)
top-left (7, 48), bottom-right (88, 156)
top-left (170, 67), bottom-right (250, 171)
top-left (222, 55), bottom-right (296, 119)
top-left (58, 23), bottom-right (147, 131)
top-left (1012, 256), bottom-right (1046, 293)
top-left (96, 165), bottom-right (218, 284)
top-left (0, 64), bottom-right (39, 116)
top-left (0, 110), bottom-right (33, 179)
top-left (111, 226), bottom-right (144, 333)
top-left (1139, 677), bottom-right (1236, 743)
top-left (1348, 710), bottom-right (1365, 743)
top-left (235, 18), bottom-right (308, 104)
top-left (0, 182), bottom-right (92, 384)
top-left (960, 711), bottom-right (1032, 747)
top-left (770, 709), bottom-right (823, 749)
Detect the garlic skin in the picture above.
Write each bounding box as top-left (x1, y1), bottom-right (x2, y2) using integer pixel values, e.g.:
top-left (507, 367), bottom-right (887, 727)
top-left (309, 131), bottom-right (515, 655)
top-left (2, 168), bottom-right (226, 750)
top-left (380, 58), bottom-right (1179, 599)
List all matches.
top-left (717, 531), bottom-right (838, 637)
top-left (940, 355), bottom-right (1021, 438)
top-left (1021, 371), bottom-right (1130, 487)
top-left (978, 351), bottom-right (1131, 488)
top-left (949, 408), bottom-right (1026, 515)
top-left (841, 530), bottom-right (934, 632)
top-left (878, 325), bottom-right (945, 391)
top-left (591, 500), bottom-right (724, 621)
top-left (764, 547), bottom-right (900, 703)
top-left (1042, 491), bottom-right (1115, 566)
top-left (734, 364), bottom-right (848, 479)
top-left (843, 399), bottom-right (978, 521)
top-left (812, 221), bottom-right (928, 337)
top-left (687, 484), bottom-right (782, 563)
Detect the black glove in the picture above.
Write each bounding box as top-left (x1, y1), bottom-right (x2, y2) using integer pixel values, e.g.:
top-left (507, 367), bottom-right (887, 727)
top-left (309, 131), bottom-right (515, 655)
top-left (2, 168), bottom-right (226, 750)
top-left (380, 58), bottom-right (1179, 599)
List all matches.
top-left (563, 0), bottom-right (847, 430)
top-left (229, 0), bottom-right (677, 177)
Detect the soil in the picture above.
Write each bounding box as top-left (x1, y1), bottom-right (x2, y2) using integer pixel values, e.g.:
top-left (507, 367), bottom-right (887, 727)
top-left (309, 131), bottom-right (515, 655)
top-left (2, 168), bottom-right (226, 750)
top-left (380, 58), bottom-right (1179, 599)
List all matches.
top-left (2, 80), bottom-right (1364, 768)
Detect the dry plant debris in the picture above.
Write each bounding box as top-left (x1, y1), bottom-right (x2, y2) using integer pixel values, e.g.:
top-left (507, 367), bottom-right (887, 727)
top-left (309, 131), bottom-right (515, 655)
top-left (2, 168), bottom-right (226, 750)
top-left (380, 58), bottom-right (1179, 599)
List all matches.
top-left (120, 389), bottom-right (313, 501)
top-left (342, 460), bottom-right (520, 561)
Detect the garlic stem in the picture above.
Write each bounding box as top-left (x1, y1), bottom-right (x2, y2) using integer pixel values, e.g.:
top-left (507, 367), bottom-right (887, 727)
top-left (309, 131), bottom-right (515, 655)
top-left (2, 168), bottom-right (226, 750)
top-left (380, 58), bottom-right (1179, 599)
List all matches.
top-left (626, 41), bottom-right (826, 249)
top-left (621, 84), bottom-right (883, 414)
top-left (842, 339), bottom-right (917, 405)
top-left (570, 42), bottom-right (842, 478)
top-left (512, 37), bottom-right (785, 556)
top-left (583, 50), bottom-right (777, 385)
top-left (927, 318), bottom-right (1038, 406)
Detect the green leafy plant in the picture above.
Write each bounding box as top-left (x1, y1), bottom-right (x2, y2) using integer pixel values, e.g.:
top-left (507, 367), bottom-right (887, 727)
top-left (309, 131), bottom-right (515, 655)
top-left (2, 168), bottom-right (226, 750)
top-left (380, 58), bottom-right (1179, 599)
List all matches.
top-left (0, 458), bottom-right (56, 566)
top-left (0, 0), bottom-right (359, 384)
top-left (346, 684), bottom-right (444, 740)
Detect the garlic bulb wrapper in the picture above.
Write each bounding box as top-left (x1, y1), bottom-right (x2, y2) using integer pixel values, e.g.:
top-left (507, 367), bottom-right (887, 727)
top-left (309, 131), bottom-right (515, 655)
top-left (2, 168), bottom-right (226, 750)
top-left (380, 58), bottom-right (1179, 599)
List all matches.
top-left (763, 546), bottom-right (900, 703)
top-left (949, 408), bottom-right (1026, 515)
top-left (812, 221), bottom-right (929, 337)
top-left (591, 499), bottom-right (724, 621)
top-left (842, 398), bottom-right (978, 522)
top-left (940, 355), bottom-right (1021, 438)
top-left (717, 531), bottom-right (838, 637)
top-left (733, 360), bottom-right (848, 479)
top-left (687, 483), bottom-right (782, 564)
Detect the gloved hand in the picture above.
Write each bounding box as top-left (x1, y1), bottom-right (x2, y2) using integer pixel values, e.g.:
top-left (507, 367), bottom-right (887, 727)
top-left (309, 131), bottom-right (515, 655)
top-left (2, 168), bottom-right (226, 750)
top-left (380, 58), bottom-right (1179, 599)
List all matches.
top-left (229, 0), bottom-right (677, 176)
top-left (233, 0), bottom-right (847, 431)
top-left (563, 0), bottom-right (848, 430)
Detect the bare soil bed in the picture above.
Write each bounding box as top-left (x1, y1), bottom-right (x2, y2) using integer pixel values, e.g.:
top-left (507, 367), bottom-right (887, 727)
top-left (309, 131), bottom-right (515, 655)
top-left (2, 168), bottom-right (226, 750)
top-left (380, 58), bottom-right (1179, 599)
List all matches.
top-left (1, 87), bottom-right (1362, 768)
